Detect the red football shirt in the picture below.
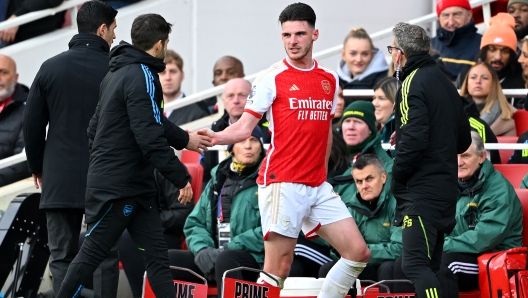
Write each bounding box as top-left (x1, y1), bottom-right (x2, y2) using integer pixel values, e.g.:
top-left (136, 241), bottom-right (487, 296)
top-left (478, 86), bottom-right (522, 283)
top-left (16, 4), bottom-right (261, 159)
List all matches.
top-left (244, 59), bottom-right (338, 187)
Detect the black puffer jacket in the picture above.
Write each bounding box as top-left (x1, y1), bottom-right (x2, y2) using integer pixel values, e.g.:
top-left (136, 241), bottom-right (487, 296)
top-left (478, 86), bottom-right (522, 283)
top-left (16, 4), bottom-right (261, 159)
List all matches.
top-left (0, 84), bottom-right (30, 186)
top-left (392, 53), bottom-right (472, 232)
top-left (85, 41), bottom-right (190, 223)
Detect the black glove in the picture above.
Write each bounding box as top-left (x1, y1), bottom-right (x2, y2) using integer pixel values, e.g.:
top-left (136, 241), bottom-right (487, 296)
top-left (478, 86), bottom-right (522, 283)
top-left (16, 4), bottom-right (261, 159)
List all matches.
top-left (194, 247), bottom-right (223, 276)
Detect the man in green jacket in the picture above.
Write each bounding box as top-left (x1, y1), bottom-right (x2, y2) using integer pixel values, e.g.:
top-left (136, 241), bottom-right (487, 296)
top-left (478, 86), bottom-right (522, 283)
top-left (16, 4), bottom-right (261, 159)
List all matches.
top-left (329, 100), bottom-right (393, 205)
top-left (394, 131), bottom-right (522, 296)
top-left (320, 154), bottom-right (401, 283)
top-left (169, 127), bottom-right (265, 294)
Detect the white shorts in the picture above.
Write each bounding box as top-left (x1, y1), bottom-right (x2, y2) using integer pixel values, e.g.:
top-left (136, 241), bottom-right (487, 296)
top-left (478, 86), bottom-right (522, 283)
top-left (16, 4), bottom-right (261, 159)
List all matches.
top-left (258, 182), bottom-right (351, 240)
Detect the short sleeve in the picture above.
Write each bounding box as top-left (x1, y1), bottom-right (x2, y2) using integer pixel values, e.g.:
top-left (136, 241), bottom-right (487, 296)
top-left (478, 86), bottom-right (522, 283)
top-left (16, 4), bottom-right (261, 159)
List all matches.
top-left (244, 71), bottom-right (277, 118)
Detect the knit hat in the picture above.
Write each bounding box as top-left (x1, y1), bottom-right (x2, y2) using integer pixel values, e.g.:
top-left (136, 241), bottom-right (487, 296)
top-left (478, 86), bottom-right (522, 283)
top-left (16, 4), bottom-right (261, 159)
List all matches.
top-left (480, 13), bottom-right (517, 52)
top-left (341, 100), bottom-right (376, 134)
top-left (227, 126), bottom-right (264, 153)
top-left (508, 0), bottom-right (528, 8)
top-left (436, 0), bottom-right (471, 16)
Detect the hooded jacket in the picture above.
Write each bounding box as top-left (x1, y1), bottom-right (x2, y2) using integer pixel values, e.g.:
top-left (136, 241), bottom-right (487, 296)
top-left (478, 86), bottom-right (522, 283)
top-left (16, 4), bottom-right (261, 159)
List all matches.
top-left (24, 34), bottom-right (111, 209)
top-left (345, 181), bottom-right (402, 265)
top-left (184, 155), bottom-right (265, 264)
top-left (431, 19), bottom-right (481, 81)
top-left (330, 132), bottom-right (393, 204)
top-left (461, 96), bottom-right (501, 164)
top-left (0, 84), bottom-right (30, 186)
top-left (444, 159), bottom-right (522, 254)
top-left (85, 41), bottom-right (190, 223)
top-left (392, 53), bottom-right (472, 231)
top-left (337, 48), bottom-right (389, 105)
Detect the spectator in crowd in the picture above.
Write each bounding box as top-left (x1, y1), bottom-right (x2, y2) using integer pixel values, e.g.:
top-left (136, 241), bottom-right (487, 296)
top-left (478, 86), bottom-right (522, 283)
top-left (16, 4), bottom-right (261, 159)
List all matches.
top-left (461, 96), bottom-right (502, 164)
top-left (470, 13), bottom-right (526, 92)
top-left (329, 101), bottom-right (393, 218)
top-left (508, 130), bottom-right (528, 163)
top-left (390, 22), bottom-right (471, 298)
top-left (331, 84), bottom-right (345, 129)
top-left (372, 77), bottom-right (397, 144)
top-left (22, 2), bottom-right (119, 296)
top-left (508, 0), bottom-right (528, 51)
top-left (161, 50), bottom-right (209, 126)
top-left (169, 127), bottom-right (265, 294)
top-left (0, 0), bottom-right (65, 47)
top-left (522, 173), bottom-right (528, 188)
top-left (460, 62), bottom-right (517, 136)
top-left (394, 132), bottom-right (522, 296)
top-left (432, 0), bottom-right (481, 81)
top-left (102, 0), bottom-right (140, 9)
top-left (204, 55), bottom-right (245, 114)
top-left (337, 28), bottom-right (388, 105)
top-left (320, 154), bottom-right (401, 284)
top-left (328, 128), bottom-right (350, 178)
top-left (0, 55), bottom-right (30, 187)
top-left (202, 78), bottom-right (270, 184)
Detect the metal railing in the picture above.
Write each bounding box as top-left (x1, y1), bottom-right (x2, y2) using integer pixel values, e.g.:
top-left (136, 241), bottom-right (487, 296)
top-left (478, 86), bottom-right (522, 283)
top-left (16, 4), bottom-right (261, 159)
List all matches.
top-left (0, 0), bottom-right (85, 32)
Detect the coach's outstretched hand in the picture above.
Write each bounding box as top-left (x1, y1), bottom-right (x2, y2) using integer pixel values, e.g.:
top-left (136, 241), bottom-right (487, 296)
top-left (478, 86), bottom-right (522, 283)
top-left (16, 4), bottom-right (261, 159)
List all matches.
top-left (197, 128), bottom-right (216, 146)
top-left (186, 131), bottom-right (212, 154)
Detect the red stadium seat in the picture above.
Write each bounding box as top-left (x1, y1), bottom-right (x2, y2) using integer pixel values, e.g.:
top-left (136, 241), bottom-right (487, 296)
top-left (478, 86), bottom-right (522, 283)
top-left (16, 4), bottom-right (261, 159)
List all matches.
top-left (183, 163), bottom-right (204, 204)
top-left (517, 189), bottom-right (528, 246)
top-left (497, 136), bottom-right (518, 164)
top-left (494, 164), bottom-right (528, 188)
top-left (208, 286), bottom-right (218, 296)
top-left (181, 150), bottom-right (201, 163)
top-left (513, 110), bottom-right (528, 137)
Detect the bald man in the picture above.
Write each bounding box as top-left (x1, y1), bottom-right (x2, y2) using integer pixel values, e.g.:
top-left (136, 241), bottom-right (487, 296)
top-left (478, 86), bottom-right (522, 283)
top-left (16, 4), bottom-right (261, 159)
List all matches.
top-left (0, 54), bottom-right (31, 186)
top-left (213, 56), bottom-right (245, 86)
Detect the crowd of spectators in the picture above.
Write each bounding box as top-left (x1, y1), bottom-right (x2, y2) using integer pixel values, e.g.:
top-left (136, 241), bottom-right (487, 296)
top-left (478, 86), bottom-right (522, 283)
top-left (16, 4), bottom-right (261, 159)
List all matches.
top-left (0, 0), bottom-right (528, 296)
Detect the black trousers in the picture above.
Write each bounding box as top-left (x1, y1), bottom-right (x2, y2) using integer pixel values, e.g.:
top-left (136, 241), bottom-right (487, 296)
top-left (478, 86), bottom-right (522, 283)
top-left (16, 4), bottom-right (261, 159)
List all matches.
top-left (168, 249), bottom-right (260, 295)
top-left (437, 252), bottom-right (479, 297)
top-left (120, 229), bottom-right (182, 298)
top-left (56, 197), bottom-right (174, 298)
top-left (46, 209), bottom-right (119, 298)
top-left (397, 215), bottom-right (444, 298)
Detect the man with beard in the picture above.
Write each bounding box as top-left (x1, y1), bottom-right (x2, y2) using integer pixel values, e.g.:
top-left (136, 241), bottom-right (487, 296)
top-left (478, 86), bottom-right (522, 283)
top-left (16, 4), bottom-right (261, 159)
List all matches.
top-left (508, 0), bottom-right (528, 54)
top-left (0, 54), bottom-right (30, 186)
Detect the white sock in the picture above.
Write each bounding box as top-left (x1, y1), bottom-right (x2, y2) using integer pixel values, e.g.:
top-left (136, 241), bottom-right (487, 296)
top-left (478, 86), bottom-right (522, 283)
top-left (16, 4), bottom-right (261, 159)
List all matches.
top-left (318, 258), bottom-right (366, 298)
top-left (257, 272), bottom-right (285, 289)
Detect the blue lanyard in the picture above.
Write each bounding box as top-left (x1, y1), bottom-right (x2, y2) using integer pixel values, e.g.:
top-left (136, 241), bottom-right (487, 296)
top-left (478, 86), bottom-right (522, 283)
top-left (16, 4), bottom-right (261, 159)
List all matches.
top-left (217, 186), bottom-right (225, 222)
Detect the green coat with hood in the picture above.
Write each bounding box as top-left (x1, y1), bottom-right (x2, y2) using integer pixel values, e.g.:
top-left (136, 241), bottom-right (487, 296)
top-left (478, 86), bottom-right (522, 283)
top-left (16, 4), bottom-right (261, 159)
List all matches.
top-left (184, 155), bottom-right (264, 264)
top-left (443, 159), bottom-right (522, 254)
top-left (343, 180), bottom-right (402, 265)
top-left (330, 132), bottom-right (393, 205)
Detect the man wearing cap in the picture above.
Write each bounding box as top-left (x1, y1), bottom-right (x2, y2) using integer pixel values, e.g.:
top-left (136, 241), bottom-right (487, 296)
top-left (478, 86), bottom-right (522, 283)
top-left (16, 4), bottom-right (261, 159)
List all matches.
top-left (432, 0), bottom-right (481, 81)
top-left (508, 0), bottom-right (528, 52)
top-left (477, 13), bottom-right (525, 91)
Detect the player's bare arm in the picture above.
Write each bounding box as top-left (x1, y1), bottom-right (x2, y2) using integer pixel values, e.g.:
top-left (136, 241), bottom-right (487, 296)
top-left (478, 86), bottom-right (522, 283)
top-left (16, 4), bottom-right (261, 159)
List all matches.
top-left (199, 111), bottom-right (262, 146)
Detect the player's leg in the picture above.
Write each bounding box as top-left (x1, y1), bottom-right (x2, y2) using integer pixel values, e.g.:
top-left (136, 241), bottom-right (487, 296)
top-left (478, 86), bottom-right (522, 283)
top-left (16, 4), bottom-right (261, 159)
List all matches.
top-left (305, 182), bottom-right (370, 298)
top-left (56, 199), bottom-right (133, 297)
top-left (257, 183), bottom-right (310, 288)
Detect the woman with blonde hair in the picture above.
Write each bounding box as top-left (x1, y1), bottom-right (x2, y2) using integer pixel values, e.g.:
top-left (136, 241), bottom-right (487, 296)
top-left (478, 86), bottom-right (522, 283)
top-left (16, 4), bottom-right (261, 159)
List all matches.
top-left (460, 61), bottom-right (516, 136)
top-left (338, 28), bottom-right (388, 105)
top-left (518, 36), bottom-right (528, 111)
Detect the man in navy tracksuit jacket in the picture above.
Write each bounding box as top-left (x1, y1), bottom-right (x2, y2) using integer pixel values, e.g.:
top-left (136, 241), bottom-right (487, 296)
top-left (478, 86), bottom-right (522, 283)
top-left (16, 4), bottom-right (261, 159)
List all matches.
top-left (57, 14), bottom-right (211, 298)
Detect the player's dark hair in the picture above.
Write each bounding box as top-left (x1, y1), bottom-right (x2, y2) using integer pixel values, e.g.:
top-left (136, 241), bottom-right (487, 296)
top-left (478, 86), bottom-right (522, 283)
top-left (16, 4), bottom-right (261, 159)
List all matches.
top-left (278, 3), bottom-right (316, 27)
top-left (353, 154), bottom-right (385, 174)
top-left (77, 0), bottom-right (117, 35)
top-left (131, 14), bottom-right (172, 51)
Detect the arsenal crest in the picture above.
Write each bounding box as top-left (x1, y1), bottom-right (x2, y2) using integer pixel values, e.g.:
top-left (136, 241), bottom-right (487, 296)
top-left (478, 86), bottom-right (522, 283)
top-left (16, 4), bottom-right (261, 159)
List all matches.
top-left (123, 205), bottom-right (133, 216)
top-left (321, 80), bottom-right (331, 94)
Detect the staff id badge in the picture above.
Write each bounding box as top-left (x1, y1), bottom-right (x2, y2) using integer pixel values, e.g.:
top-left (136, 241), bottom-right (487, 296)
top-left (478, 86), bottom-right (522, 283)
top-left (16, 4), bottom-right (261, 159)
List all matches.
top-left (217, 222), bottom-right (231, 248)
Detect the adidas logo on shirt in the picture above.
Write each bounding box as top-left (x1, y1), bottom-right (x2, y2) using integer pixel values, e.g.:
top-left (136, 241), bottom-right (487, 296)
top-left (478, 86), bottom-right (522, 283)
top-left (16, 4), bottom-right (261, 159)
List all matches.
top-left (289, 84), bottom-right (300, 91)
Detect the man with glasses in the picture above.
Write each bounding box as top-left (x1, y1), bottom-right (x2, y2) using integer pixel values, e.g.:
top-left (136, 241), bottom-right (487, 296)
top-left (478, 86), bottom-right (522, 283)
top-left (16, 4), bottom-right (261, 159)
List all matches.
top-left (431, 0), bottom-right (481, 81)
top-left (389, 22), bottom-right (471, 298)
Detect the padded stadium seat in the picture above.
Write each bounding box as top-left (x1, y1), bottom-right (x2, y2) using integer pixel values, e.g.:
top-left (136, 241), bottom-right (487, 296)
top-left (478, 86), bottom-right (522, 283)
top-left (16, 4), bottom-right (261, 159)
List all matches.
top-left (207, 286), bottom-right (218, 296)
top-left (513, 109), bottom-right (528, 137)
top-left (497, 136), bottom-right (518, 164)
top-left (181, 150), bottom-right (201, 163)
top-left (517, 189), bottom-right (528, 246)
top-left (494, 164), bottom-right (528, 188)
top-left (183, 163), bottom-right (204, 204)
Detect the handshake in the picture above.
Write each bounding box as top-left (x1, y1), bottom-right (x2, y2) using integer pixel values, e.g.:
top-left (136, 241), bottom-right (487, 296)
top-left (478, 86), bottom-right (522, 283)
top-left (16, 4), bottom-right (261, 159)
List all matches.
top-left (185, 128), bottom-right (216, 155)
